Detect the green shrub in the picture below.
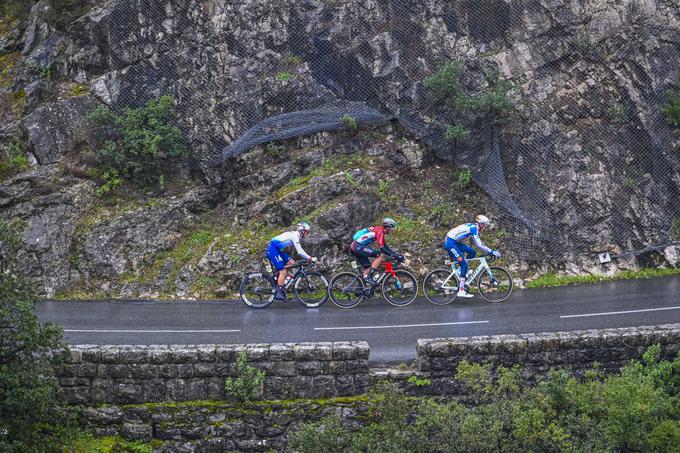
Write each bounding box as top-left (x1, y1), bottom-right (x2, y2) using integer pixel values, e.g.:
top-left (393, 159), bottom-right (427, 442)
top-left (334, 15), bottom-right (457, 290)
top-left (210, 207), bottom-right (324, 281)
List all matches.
top-left (265, 142), bottom-right (283, 158)
top-left (378, 179), bottom-right (389, 200)
top-left (663, 76), bottom-right (680, 128)
top-left (445, 124), bottom-right (470, 141)
top-left (341, 113), bottom-right (357, 130)
top-left (275, 71), bottom-right (292, 81)
top-left (425, 62), bottom-right (514, 140)
top-left (224, 351), bottom-right (265, 403)
top-left (88, 95), bottom-right (190, 192)
top-left (291, 346), bottom-right (680, 453)
top-left (0, 221), bottom-right (71, 453)
top-left (457, 168), bottom-right (472, 188)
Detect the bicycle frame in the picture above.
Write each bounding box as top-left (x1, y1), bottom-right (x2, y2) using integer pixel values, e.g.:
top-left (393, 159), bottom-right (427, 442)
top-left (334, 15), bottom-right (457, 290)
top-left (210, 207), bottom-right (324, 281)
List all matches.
top-left (350, 259), bottom-right (398, 286)
top-left (264, 260), bottom-right (311, 290)
top-left (439, 256), bottom-right (495, 289)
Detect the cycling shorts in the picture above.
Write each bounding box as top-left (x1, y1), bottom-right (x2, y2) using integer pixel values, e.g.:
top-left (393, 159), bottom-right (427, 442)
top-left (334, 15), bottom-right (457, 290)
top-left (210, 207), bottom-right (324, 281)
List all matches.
top-left (350, 241), bottom-right (380, 268)
top-left (267, 242), bottom-right (290, 271)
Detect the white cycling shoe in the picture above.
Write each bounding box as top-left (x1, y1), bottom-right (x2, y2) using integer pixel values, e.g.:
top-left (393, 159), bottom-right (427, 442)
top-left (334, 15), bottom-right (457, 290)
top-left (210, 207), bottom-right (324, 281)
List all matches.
top-left (456, 290), bottom-right (474, 298)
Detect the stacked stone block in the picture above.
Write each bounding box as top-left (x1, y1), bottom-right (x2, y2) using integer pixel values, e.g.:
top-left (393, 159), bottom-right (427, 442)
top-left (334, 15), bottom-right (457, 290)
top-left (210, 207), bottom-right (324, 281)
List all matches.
top-left (417, 324), bottom-right (680, 393)
top-left (56, 342), bottom-right (370, 404)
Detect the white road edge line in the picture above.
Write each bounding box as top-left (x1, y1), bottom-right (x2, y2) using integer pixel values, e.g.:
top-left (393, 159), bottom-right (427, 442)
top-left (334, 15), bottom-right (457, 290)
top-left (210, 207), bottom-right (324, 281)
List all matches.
top-left (314, 320), bottom-right (489, 331)
top-left (560, 306), bottom-right (680, 319)
top-left (64, 329), bottom-right (241, 333)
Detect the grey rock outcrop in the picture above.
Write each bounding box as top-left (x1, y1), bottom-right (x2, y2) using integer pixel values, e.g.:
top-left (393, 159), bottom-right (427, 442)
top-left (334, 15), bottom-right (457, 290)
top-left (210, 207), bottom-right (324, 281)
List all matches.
top-left (23, 96), bottom-right (99, 164)
top-left (0, 165), bottom-right (96, 296)
top-left (1, 0), bottom-right (679, 296)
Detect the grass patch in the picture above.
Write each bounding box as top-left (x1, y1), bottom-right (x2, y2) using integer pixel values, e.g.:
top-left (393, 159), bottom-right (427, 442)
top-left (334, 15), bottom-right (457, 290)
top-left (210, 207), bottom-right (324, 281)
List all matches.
top-left (275, 71), bottom-right (292, 82)
top-left (63, 434), bottom-right (154, 453)
top-left (0, 142), bottom-right (29, 181)
top-left (69, 82), bottom-right (89, 97)
top-left (0, 51), bottom-right (19, 88)
top-left (526, 267), bottom-right (680, 288)
top-left (9, 88), bottom-right (26, 114)
top-left (389, 215), bottom-right (444, 247)
top-left (274, 153), bottom-right (370, 199)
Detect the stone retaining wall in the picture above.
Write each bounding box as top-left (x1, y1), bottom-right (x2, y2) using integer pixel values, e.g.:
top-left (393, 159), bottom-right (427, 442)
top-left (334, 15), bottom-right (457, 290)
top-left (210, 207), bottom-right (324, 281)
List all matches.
top-left (56, 342), bottom-right (370, 405)
top-left (417, 323), bottom-right (680, 393)
top-left (58, 325), bottom-right (680, 406)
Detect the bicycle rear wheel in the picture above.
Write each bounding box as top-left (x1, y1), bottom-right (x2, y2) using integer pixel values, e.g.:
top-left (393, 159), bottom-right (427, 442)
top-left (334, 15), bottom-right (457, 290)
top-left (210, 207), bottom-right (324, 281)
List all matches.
top-left (423, 269), bottom-right (458, 305)
top-left (477, 267), bottom-right (513, 303)
top-left (382, 270), bottom-right (418, 307)
top-left (294, 271), bottom-right (329, 308)
top-left (239, 272), bottom-right (275, 309)
top-left (329, 272), bottom-right (365, 309)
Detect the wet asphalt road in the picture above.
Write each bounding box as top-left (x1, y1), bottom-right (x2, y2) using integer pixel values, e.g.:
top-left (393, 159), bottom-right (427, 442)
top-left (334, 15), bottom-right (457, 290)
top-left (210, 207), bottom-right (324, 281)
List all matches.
top-left (37, 275), bottom-right (680, 363)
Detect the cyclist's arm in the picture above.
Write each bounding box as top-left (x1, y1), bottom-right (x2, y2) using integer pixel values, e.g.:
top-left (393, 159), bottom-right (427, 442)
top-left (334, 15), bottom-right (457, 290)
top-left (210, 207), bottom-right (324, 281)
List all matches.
top-left (375, 227), bottom-right (396, 256)
top-left (380, 244), bottom-right (397, 257)
top-left (472, 234), bottom-right (493, 254)
top-left (291, 234), bottom-right (312, 260)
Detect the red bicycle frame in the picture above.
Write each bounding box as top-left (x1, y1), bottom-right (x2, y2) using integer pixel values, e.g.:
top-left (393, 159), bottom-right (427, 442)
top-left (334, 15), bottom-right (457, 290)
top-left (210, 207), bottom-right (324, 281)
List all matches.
top-left (382, 261), bottom-right (396, 278)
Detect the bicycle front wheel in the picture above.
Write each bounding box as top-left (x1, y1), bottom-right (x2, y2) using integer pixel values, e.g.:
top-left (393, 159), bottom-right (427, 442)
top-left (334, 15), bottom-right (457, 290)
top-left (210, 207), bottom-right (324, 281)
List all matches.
top-left (294, 271), bottom-right (329, 308)
top-left (423, 269), bottom-right (458, 305)
top-left (382, 270), bottom-right (418, 307)
top-left (329, 272), bottom-right (365, 309)
top-left (239, 272), bottom-right (275, 309)
top-left (478, 267), bottom-right (513, 303)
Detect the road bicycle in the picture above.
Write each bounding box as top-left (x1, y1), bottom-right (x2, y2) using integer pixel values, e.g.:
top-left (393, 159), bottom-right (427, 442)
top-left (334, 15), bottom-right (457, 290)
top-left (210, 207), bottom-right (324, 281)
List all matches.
top-left (422, 254), bottom-right (513, 304)
top-left (239, 258), bottom-right (328, 309)
top-left (328, 256), bottom-right (418, 309)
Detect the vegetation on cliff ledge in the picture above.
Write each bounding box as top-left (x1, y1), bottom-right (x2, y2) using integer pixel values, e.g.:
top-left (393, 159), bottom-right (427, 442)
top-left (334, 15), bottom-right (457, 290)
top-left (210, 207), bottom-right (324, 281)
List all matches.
top-left (291, 346), bottom-right (680, 452)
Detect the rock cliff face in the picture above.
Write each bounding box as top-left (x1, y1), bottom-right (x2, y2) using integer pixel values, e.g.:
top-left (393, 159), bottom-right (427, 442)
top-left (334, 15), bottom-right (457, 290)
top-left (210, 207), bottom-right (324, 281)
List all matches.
top-left (0, 0), bottom-right (679, 297)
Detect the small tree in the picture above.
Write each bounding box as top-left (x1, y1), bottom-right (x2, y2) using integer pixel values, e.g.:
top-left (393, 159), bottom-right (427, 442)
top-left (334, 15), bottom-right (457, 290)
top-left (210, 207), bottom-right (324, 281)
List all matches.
top-left (88, 95), bottom-right (190, 194)
top-left (224, 351), bottom-right (265, 403)
top-left (0, 220), bottom-right (69, 452)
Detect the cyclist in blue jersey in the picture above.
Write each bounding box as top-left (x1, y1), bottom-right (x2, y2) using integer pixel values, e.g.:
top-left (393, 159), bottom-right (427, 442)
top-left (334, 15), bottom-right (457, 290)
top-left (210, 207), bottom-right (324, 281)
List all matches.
top-left (350, 217), bottom-right (404, 283)
top-left (444, 214), bottom-right (500, 298)
top-left (267, 222), bottom-right (316, 301)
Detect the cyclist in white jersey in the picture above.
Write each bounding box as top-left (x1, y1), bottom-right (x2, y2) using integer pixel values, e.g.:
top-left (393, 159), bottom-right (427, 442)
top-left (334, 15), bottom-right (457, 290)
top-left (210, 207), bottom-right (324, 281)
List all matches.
top-left (267, 222), bottom-right (316, 301)
top-left (443, 214), bottom-right (500, 298)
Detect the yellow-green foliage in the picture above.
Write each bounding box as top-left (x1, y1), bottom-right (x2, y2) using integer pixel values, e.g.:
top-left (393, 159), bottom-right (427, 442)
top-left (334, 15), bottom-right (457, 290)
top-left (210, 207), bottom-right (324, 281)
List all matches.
top-left (63, 434), bottom-right (154, 453)
top-left (10, 88), bottom-right (26, 114)
top-left (69, 83), bottom-right (89, 97)
top-left (0, 52), bottom-right (19, 88)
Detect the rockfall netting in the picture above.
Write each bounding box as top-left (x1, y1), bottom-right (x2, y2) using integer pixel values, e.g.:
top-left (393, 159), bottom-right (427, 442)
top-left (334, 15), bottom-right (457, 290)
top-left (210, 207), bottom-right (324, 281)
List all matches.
top-left (99, 0), bottom-right (680, 264)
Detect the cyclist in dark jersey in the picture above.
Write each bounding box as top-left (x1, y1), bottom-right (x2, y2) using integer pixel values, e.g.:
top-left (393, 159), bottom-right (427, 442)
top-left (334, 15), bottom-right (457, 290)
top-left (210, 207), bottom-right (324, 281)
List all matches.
top-left (349, 217), bottom-right (403, 283)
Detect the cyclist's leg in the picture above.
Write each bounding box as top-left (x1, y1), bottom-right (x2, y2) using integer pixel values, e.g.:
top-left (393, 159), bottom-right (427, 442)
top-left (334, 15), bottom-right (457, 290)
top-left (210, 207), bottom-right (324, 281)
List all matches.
top-left (452, 241), bottom-right (473, 296)
top-left (354, 245), bottom-right (378, 278)
top-left (277, 251), bottom-right (292, 285)
top-left (446, 239), bottom-right (467, 276)
top-left (367, 247), bottom-right (382, 278)
top-left (267, 245), bottom-right (289, 300)
top-left (460, 243), bottom-right (476, 260)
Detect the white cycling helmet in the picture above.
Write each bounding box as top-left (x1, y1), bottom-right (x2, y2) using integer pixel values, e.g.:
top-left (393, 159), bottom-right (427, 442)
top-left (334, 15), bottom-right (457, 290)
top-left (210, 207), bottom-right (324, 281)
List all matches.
top-left (475, 214), bottom-right (491, 227)
top-left (383, 217), bottom-right (397, 229)
top-left (296, 221), bottom-right (311, 232)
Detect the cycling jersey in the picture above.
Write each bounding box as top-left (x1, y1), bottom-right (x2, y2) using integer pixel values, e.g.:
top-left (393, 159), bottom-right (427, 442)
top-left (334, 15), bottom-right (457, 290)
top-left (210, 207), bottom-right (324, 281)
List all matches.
top-left (351, 226), bottom-right (396, 257)
top-left (353, 226), bottom-right (387, 247)
top-left (269, 231), bottom-right (311, 260)
top-left (446, 223), bottom-right (493, 254)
